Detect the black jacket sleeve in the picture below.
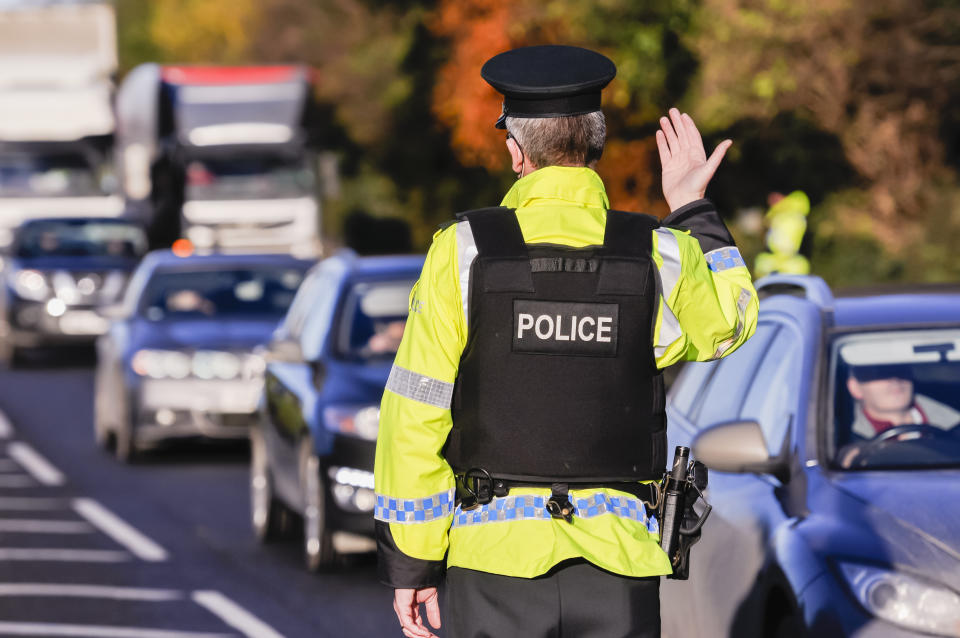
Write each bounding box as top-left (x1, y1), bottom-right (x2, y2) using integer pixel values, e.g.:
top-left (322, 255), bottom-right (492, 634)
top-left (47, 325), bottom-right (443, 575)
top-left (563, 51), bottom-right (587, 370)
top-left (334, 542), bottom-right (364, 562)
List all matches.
top-left (376, 521), bottom-right (446, 588)
top-left (661, 199), bottom-right (736, 254)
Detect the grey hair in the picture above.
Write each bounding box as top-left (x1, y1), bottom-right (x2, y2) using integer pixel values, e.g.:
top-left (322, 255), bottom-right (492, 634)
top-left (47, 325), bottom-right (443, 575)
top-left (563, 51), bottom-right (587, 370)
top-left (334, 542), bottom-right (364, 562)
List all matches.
top-left (505, 111), bottom-right (606, 169)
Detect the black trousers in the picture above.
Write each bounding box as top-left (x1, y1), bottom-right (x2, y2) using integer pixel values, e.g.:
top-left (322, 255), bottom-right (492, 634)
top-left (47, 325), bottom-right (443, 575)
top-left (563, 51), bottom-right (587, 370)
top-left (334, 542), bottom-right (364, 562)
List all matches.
top-left (443, 560), bottom-right (661, 638)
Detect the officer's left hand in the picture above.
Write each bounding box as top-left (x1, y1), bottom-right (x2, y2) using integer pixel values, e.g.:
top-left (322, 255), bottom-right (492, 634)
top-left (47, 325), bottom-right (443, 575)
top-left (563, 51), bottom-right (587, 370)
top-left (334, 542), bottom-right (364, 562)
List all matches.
top-left (656, 107), bottom-right (732, 211)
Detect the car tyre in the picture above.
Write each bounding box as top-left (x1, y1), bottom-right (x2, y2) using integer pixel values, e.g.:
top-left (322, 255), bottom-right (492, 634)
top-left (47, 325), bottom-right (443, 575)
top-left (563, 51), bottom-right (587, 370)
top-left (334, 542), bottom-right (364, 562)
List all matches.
top-left (772, 612), bottom-right (803, 638)
top-left (93, 365), bottom-right (115, 451)
top-left (250, 427), bottom-right (291, 542)
top-left (112, 388), bottom-right (139, 463)
top-left (300, 436), bottom-right (335, 571)
top-left (0, 342), bottom-right (18, 369)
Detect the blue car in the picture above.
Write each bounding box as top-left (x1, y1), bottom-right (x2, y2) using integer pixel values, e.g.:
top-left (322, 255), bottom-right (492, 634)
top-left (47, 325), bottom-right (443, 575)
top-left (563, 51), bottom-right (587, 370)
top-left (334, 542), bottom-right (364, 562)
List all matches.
top-left (661, 274), bottom-right (960, 638)
top-left (251, 251), bottom-right (424, 571)
top-left (0, 217), bottom-right (148, 364)
top-left (94, 251), bottom-right (312, 462)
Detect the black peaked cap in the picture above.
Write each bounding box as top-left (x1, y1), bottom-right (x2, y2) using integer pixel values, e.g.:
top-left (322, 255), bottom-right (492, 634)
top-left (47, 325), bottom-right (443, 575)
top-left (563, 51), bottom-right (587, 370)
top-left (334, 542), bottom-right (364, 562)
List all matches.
top-left (481, 45), bottom-right (616, 129)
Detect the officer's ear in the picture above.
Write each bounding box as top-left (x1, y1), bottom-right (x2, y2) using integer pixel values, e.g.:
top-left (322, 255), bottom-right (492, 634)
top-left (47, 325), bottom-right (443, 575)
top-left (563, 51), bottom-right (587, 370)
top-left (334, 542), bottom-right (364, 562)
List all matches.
top-left (847, 376), bottom-right (863, 400)
top-left (506, 136), bottom-right (524, 175)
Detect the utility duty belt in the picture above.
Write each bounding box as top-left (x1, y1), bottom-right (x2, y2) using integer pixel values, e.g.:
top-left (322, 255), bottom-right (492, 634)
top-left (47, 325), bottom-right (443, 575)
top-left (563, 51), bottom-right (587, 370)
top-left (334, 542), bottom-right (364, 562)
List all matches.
top-left (456, 447), bottom-right (713, 581)
top-left (454, 467), bottom-right (662, 523)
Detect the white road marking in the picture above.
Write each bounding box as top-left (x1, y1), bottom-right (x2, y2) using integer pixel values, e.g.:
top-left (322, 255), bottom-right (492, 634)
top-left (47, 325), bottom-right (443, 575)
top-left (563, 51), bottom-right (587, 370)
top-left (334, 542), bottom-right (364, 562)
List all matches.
top-left (6, 442), bottom-right (65, 486)
top-left (0, 474), bottom-right (35, 488)
top-left (0, 497), bottom-right (65, 510)
top-left (0, 519), bottom-right (94, 534)
top-left (192, 591), bottom-right (285, 638)
top-left (0, 411), bottom-right (12, 439)
top-left (0, 622), bottom-right (234, 638)
top-left (72, 498), bottom-right (168, 562)
top-left (0, 583), bottom-right (182, 601)
top-left (0, 548), bottom-right (131, 562)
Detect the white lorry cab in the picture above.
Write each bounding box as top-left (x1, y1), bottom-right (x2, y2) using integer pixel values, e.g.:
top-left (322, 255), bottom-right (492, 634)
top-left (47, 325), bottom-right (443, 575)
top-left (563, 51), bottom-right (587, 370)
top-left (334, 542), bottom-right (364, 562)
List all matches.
top-left (116, 65), bottom-right (322, 257)
top-left (0, 0), bottom-right (122, 251)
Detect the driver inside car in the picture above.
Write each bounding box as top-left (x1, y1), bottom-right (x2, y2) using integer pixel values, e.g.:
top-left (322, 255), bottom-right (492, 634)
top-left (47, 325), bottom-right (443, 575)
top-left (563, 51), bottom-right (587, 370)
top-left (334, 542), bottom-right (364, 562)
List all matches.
top-left (839, 364), bottom-right (960, 467)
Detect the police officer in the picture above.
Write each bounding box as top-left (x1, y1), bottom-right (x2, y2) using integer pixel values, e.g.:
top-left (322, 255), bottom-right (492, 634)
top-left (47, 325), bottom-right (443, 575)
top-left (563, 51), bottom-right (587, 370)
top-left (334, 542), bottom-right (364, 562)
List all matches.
top-left (374, 45), bottom-right (759, 638)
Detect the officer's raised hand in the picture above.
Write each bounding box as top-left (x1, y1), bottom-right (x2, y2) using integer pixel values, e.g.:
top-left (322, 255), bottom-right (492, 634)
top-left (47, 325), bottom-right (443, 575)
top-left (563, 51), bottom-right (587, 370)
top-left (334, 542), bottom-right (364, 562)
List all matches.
top-left (656, 107), bottom-right (732, 211)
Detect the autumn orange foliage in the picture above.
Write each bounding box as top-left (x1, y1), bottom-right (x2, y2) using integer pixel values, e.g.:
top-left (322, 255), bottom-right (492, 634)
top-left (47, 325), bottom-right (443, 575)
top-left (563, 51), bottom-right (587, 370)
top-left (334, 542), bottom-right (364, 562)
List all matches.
top-left (597, 139), bottom-right (669, 218)
top-left (430, 0), bottom-right (514, 171)
top-left (429, 0), bottom-right (666, 214)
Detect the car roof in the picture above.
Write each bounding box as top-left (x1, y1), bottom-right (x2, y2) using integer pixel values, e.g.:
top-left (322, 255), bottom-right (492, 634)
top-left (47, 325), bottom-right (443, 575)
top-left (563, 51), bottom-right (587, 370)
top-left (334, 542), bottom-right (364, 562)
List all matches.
top-left (756, 275), bottom-right (960, 329)
top-left (317, 251), bottom-right (425, 278)
top-left (833, 293), bottom-right (960, 327)
top-left (144, 250), bottom-right (315, 270)
top-left (345, 253), bottom-right (425, 276)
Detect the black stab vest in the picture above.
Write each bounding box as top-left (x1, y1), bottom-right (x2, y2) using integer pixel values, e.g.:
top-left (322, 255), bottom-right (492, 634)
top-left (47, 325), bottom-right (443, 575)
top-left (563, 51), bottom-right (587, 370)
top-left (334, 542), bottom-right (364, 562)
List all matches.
top-left (445, 207), bottom-right (667, 483)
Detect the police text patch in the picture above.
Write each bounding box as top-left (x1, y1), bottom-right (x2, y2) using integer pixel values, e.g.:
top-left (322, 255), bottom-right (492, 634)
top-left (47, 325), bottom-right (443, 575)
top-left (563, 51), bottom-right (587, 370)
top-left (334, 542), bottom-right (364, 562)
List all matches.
top-left (512, 300), bottom-right (619, 356)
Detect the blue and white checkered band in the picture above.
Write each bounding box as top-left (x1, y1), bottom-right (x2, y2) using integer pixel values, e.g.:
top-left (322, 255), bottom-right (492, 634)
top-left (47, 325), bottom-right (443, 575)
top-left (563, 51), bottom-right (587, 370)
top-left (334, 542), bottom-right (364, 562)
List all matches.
top-left (374, 489), bottom-right (457, 524)
top-left (451, 491), bottom-right (659, 535)
top-left (704, 247), bottom-right (746, 272)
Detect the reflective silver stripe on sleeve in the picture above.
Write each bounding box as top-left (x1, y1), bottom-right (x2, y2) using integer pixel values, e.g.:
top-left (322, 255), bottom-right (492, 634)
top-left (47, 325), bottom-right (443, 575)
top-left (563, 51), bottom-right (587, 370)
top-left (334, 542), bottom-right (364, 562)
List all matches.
top-left (456, 220), bottom-right (478, 327)
top-left (654, 228), bottom-right (683, 358)
top-left (712, 287), bottom-right (752, 359)
top-left (375, 488), bottom-right (456, 524)
top-left (654, 228), bottom-right (682, 299)
top-left (704, 246), bottom-right (746, 272)
top-left (385, 365), bottom-right (454, 409)
top-left (655, 302), bottom-right (683, 359)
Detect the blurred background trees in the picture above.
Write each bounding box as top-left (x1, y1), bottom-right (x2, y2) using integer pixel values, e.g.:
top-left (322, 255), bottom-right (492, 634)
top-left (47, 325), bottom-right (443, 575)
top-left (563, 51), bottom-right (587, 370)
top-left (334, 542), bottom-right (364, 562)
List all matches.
top-left (115, 0), bottom-right (960, 287)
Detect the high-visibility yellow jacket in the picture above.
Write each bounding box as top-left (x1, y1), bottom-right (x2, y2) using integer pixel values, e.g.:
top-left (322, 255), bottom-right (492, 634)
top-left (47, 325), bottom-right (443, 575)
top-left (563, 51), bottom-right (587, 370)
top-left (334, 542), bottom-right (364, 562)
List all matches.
top-left (374, 166), bottom-right (758, 588)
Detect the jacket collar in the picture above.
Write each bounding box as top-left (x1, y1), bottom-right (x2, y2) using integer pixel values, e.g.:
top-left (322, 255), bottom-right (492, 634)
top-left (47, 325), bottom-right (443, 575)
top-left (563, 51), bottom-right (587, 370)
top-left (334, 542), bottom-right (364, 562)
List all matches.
top-left (500, 166), bottom-right (609, 210)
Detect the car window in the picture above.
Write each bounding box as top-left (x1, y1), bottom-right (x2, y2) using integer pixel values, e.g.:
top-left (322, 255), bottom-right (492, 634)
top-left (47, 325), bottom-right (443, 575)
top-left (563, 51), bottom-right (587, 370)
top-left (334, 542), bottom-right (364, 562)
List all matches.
top-left (669, 361), bottom-right (719, 422)
top-left (282, 264), bottom-right (325, 339)
top-left (335, 278), bottom-right (416, 361)
top-left (831, 328), bottom-right (960, 470)
top-left (690, 323), bottom-right (777, 428)
top-left (299, 263), bottom-right (350, 360)
top-left (740, 324), bottom-right (802, 453)
top-left (139, 267), bottom-right (305, 320)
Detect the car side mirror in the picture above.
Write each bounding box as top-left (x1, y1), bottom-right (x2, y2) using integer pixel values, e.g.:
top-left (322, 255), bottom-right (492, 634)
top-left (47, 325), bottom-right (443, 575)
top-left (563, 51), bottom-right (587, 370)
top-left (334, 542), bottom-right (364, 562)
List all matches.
top-left (268, 338), bottom-right (304, 364)
top-left (692, 420), bottom-right (791, 483)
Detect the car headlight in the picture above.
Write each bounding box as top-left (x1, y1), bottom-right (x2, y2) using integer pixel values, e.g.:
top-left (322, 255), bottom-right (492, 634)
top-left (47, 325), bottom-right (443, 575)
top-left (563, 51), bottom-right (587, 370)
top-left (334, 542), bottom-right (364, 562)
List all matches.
top-left (12, 269), bottom-right (49, 301)
top-left (839, 561), bottom-right (960, 636)
top-left (192, 351), bottom-right (244, 380)
top-left (131, 349), bottom-right (192, 379)
top-left (242, 353), bottom-right (266, 378)
top-left (323, 405), bottom-right (380, 441)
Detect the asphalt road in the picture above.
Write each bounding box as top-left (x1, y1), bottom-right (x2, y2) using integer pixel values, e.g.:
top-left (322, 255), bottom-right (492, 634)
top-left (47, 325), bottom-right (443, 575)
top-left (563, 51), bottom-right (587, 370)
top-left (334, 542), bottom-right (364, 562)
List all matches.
top-left (0, 349), bottom-right (400, 638)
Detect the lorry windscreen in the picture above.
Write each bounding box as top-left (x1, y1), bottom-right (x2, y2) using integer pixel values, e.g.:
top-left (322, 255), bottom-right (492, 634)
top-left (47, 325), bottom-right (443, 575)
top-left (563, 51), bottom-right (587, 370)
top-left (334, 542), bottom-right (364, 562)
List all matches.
top-left (184, 157), bottom-right (314, 201)
top-left (0, 153), bottom-right (106, 198)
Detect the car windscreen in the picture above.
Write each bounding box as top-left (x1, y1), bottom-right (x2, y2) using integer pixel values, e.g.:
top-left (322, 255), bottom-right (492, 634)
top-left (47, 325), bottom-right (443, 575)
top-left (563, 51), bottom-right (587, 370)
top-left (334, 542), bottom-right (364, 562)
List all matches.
top-left (15, 220), bottom-right (147, 259)
top-left (831, 328), bottom-right (960, 470)
top-left (139, 266), bottom-right (305, 321)
top-left (336, 278), bottom-right (415, 360)
top-left (184, 156), bottom-right (314, 201)
top-left (0, 152), bottom-right (107, 198)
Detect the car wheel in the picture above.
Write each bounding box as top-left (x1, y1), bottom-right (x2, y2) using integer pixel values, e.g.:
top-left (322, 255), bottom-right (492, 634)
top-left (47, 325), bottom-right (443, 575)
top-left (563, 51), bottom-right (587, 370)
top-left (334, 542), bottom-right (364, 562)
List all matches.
top-left (0, 341), bottom-right (22, 369)
top-left (113, 389), bottom-right (139, 463)
top-left (300, 437), bottom-right (335, 571)
top-left (772, 612), bottom-right (803, 638)
top-left (93, 365), bottom-right (115, 451)
top-left (250, 427), bottom-right (291, 542)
